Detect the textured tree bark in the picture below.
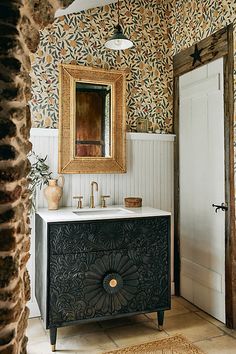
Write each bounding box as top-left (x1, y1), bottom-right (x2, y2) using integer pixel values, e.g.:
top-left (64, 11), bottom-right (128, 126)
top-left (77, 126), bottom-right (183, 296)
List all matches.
top-left (0, 0), bottom-right (73, 352)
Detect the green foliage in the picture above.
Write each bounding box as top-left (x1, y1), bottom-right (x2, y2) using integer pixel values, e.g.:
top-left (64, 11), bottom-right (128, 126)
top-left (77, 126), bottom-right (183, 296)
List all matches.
top-left (28, 151), bottom-right (52, 212)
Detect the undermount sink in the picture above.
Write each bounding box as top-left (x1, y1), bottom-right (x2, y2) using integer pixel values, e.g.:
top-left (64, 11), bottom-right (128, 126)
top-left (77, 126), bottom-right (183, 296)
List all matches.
top-left (73, 207), bottom-right (134, 216)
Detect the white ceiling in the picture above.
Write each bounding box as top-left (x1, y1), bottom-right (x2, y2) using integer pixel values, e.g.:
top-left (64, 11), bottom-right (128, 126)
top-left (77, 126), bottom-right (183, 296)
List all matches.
top-left (55, 0), bottom-right (117, 17)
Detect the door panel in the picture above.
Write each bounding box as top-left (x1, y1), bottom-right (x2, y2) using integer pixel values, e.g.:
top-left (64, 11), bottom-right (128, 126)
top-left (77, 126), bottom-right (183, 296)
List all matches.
top-left (181, 258), bottom-right (223, 293)
top-left (48, 247), bottom-right (170, 326)
top-left (179, 58), bottom-right (225, 322)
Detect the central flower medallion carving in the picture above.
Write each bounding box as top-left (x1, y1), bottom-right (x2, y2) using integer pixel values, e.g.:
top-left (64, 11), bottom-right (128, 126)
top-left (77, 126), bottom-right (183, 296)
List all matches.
top-left (84, 253), bottom-right (139, 314)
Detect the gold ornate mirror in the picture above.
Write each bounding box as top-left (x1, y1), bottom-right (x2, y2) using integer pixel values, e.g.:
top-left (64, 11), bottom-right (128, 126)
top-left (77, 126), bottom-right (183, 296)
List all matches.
top-left (58, 64), bottom-right (126, 174)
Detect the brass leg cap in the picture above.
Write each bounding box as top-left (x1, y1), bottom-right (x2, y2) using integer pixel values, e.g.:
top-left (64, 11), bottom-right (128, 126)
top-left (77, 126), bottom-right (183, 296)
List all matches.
top-left (51, 344), bottom-right (56, 352)
top-left (158, 325), bottom-right (163, 331)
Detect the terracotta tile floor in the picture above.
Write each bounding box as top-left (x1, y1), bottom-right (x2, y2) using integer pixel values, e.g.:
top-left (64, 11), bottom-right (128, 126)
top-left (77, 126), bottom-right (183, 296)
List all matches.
top-left (27, 297), bottom-right (236, 354)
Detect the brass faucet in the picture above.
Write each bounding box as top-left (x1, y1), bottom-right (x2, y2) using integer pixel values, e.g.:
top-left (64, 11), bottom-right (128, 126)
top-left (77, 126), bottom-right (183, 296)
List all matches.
top-left (90, 181), bottom-right (98, 208)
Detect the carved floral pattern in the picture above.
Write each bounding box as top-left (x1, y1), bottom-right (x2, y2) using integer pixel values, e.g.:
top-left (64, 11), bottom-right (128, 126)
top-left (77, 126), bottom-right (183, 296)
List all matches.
top-left (48, 217), bottom-right (170, 326)
top-left (49, 217), bottom-right (169, 254)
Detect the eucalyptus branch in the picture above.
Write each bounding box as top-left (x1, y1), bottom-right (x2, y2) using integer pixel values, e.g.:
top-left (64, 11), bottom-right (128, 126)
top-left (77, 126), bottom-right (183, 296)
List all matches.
top-left (28, 151), bottom-right (52, 213)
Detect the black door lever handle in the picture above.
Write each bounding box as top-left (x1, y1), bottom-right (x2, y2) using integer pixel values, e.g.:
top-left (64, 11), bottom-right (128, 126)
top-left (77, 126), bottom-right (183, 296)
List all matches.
top-left (212, 203), bottom-right (228, 213)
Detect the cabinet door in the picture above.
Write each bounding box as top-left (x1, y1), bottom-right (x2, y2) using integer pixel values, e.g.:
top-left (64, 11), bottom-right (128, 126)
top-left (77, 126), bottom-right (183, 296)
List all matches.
top-left (48, 246), bottom-right (170, 327)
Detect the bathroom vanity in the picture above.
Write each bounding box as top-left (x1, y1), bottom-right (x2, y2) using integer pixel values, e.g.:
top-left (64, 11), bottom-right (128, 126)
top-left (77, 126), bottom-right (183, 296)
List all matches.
top-left (35, 206), bottom-right (171, 351)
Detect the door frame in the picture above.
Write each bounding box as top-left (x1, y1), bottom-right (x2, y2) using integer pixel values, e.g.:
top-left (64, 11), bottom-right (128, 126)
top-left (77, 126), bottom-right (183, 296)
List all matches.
top-left (173, 24), bottom-right (235, 328)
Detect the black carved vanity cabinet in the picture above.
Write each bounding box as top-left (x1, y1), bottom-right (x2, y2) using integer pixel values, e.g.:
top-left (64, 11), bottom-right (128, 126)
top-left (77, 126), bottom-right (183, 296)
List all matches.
top-left (35, 213), bottom-right (171, 351)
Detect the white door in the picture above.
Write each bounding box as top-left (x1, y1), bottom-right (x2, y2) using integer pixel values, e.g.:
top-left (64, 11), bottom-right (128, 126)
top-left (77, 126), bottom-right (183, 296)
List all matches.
top-left (179, 58), bottom-right (225, 323)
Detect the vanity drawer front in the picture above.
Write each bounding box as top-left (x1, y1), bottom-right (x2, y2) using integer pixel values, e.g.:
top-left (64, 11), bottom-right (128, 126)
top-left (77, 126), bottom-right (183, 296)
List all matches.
top-left (48, 244), bottom-right (170, 327)
top-left (48, 216), bottom-right (170, 255)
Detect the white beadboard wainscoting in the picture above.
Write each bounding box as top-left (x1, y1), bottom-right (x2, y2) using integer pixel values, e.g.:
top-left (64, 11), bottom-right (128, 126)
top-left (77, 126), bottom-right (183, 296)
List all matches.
top-left (28, 128), bottom-right (175, 317)
top-left (30, 129), bottom-right (175, 211)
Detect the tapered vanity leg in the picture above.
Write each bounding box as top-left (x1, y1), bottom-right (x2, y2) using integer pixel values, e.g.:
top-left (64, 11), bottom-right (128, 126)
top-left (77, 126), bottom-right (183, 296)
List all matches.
top-left (50, 328), bottom-right (57, 352)
top-left (157, 310), bottom-right (164, 331)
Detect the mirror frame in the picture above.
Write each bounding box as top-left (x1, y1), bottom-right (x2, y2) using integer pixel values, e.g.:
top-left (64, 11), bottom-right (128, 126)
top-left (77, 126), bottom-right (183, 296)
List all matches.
top-left (58, 64), bottom-right (126, 174)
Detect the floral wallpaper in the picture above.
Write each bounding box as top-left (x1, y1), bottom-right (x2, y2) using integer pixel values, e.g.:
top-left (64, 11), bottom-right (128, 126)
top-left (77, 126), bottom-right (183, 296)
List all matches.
top-left (30, 0), bottom-right (235, 132)
top-left (171, 0), bottom-right (235, 53)
top-left (30, 0), bottom-right (172, 132)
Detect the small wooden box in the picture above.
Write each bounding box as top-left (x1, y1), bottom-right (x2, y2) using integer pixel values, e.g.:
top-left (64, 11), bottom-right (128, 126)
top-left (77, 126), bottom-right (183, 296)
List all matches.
top-left (124, 197), bottom-right (142, 208)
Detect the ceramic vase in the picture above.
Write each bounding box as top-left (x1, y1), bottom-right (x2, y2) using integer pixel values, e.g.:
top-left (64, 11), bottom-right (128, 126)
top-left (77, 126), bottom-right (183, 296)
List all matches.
top-left (44, 175), bottom-right (65, 210)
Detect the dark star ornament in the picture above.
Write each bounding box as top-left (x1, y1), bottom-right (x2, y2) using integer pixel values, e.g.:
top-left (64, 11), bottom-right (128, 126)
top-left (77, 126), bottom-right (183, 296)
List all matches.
top-left (190, 44), bottom-right (203, 66)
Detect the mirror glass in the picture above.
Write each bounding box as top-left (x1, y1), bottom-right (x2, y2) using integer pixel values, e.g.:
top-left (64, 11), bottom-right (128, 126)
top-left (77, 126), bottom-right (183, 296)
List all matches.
top-left (75, 82), bottom-right (111, 157)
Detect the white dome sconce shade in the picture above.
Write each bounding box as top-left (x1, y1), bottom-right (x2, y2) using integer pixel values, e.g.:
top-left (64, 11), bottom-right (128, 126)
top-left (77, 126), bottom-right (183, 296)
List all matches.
top-left (105, 0), bottom-right (134, 51)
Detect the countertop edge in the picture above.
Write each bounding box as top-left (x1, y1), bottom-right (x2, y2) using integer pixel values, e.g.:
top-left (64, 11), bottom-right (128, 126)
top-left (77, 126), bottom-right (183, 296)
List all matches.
top-left (36, 206), bottom-right (171, 223)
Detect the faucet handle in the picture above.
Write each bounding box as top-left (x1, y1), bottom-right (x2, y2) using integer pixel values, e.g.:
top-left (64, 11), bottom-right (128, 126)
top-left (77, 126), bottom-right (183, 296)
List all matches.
top-left (73, 196), bottom-right (83, 209)
top-left (101, 195), bottom-right (110, 208)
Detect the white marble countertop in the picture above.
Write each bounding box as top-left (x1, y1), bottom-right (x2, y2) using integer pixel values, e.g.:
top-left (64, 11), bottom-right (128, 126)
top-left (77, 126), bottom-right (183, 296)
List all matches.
top-left (36, 205), bottom-right (171, 223)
